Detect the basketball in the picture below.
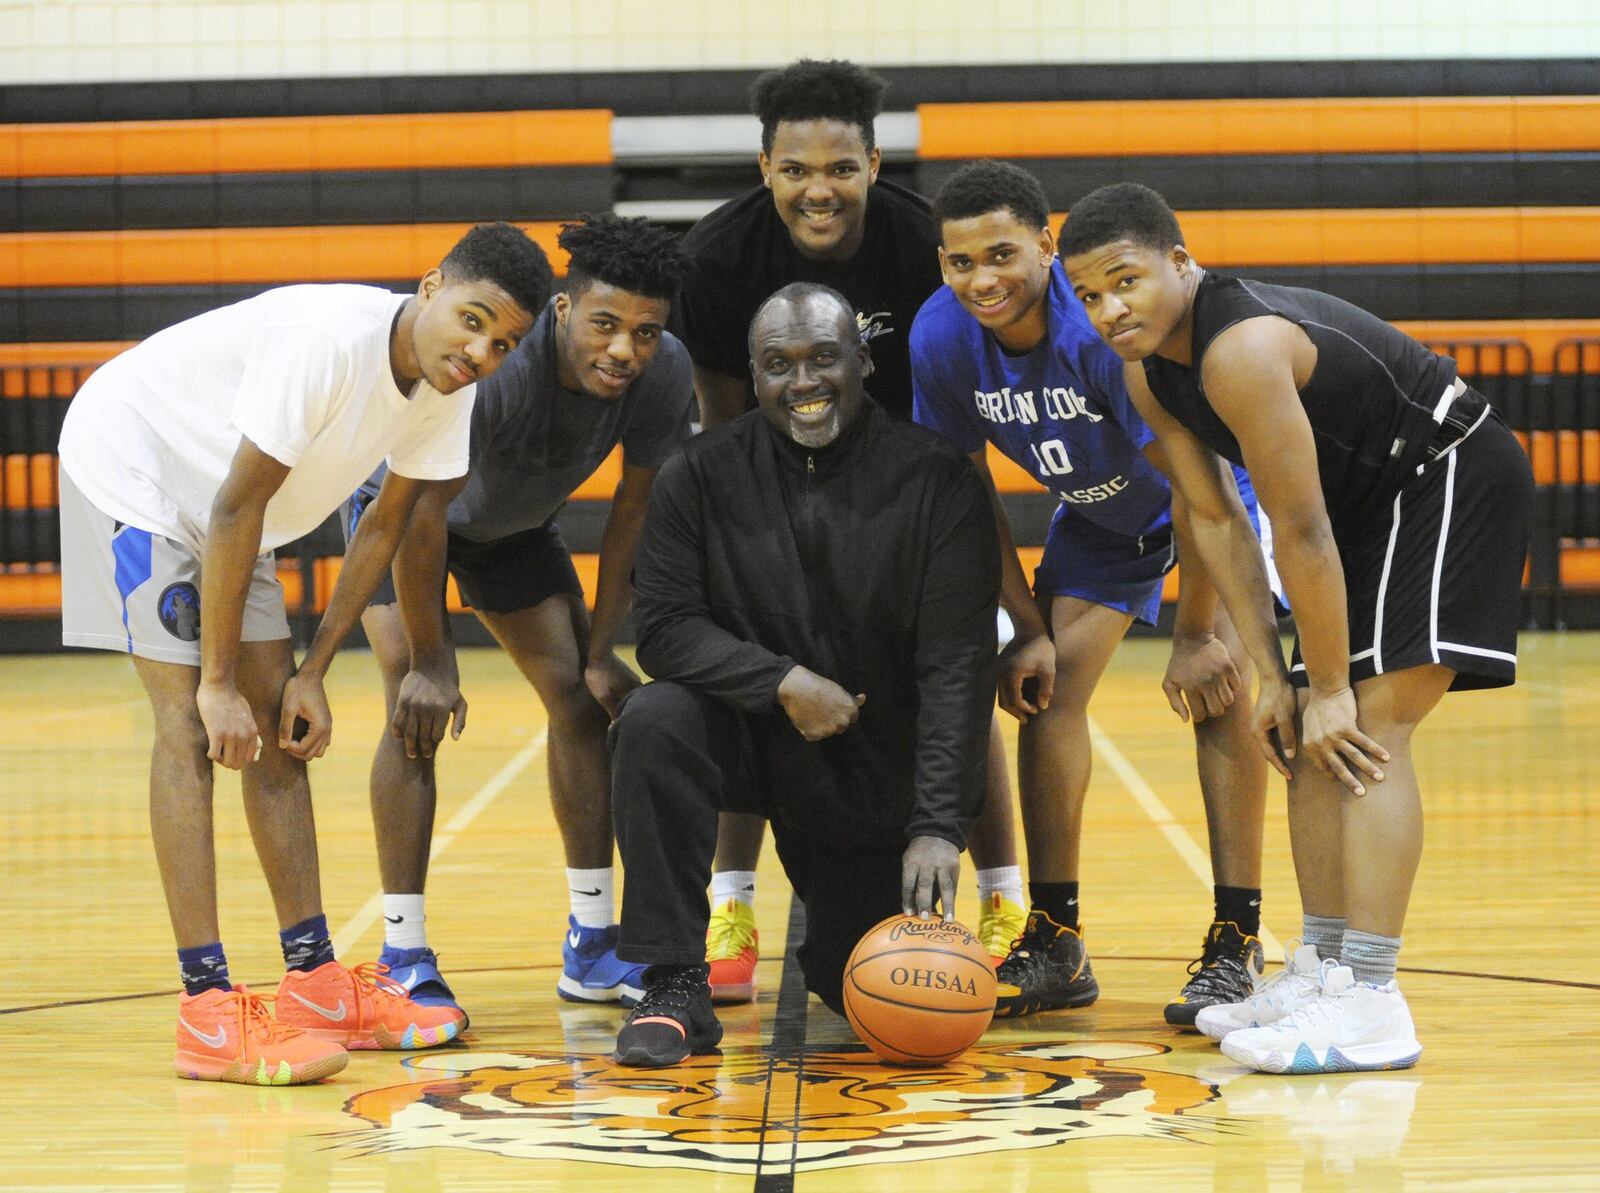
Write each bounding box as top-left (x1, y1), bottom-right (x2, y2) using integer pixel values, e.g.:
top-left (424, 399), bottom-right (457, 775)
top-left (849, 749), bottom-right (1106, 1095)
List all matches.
top-left (842, 914), bottom-right (997, 1065)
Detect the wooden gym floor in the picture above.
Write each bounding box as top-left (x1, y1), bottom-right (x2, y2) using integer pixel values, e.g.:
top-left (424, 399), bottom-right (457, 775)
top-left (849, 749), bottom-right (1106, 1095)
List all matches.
top-left (3, 632), bottom-right (1597, 1191)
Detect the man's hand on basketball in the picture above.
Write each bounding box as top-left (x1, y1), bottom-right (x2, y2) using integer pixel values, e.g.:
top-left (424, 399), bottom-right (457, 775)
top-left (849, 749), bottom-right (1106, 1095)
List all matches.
top-left (1163, 632), bottom-right (1240, 723)
top-left (1251, 672), bottom-right (1299, 780)
top-left (392, 664), bottom-right (467, 760)
top-left (902, 836), bottom-right (960, 920)
top-left (998, 632), bottom-right (1056, 723)
top-left (1301, 685), bottom-right (1389, 797)
top-left (584, 652), bottom-right (641, 720)
top-left (777, 666), bottom-right (864, 741)
top-left (196, 680), bottom-right (260, 770)
top-left (279, 670), bottom-right (332, 761)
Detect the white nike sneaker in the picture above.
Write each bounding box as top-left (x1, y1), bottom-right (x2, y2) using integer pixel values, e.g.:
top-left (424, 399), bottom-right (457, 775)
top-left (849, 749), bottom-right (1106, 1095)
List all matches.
top-left (1220, 962), bottom-right (1422, 1074)
top-left (1196, 940), bottom-right (1323, 1041)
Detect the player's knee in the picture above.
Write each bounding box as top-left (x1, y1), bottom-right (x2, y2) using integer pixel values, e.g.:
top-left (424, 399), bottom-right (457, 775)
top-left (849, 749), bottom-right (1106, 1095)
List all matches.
top-left (610, 683), bottom-right (710, 764)
top-left (545, 676), bottom-right (608, 734)
top-left (152, 702), bottom-right (210, 758)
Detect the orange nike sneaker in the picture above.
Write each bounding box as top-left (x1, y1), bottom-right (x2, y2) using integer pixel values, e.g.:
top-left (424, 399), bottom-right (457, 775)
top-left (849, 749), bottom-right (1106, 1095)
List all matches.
top-left (275, 960), bottom-right (466, 1050)
top-left (175, 985), bottom-right (348, 1085)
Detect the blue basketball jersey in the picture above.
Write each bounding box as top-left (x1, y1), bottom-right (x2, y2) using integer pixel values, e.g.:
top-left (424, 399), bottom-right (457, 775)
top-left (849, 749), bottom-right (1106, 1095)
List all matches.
top-left (911, 261), bottom-right (1172, 540)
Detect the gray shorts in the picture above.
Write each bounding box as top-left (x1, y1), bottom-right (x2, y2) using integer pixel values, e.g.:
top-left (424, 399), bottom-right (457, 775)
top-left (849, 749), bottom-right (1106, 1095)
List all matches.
top-left (59, 469), bottom-right (290, 666)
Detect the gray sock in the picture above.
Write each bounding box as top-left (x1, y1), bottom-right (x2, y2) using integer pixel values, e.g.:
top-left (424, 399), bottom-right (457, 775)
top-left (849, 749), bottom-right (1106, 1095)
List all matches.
top-left (1303, 914), bottom-right (1346, 962)
top-left (1342, 929), bottom-right (1402, 985)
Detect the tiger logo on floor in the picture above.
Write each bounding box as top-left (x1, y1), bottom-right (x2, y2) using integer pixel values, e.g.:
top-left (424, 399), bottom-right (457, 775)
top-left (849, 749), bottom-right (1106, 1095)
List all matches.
top-left (335, 1042), bottom-right (1221, 1173)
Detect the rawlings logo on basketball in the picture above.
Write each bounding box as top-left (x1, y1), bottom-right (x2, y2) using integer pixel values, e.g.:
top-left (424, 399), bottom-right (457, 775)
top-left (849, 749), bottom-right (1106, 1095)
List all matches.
top-left (885, 919), bottom-right (980, 947)
top-left (332, 1043), bottom-right (1221, 1173)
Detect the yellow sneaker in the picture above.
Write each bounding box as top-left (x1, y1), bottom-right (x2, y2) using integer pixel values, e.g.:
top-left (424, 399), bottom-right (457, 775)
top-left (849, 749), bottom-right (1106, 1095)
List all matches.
top-left (705, 898), bottom-right (758, 1004)
top-left (978, 890), bottom-right (1028, 966)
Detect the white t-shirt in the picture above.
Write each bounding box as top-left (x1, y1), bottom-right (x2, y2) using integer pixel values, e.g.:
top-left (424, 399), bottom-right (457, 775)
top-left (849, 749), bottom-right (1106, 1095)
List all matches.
top-left (58, 284), bottom-right (472, 552)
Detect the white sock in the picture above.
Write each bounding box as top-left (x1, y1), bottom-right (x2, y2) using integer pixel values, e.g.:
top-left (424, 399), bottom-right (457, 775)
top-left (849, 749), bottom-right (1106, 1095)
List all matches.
top-left (976, 865), bottom-right (1024, 902)
top-left (567, 867), bottom-right (614, 929)
top-left (382, 893), bottom-right (427, 950)
top-left (711, 870), bottom-right (757, 908)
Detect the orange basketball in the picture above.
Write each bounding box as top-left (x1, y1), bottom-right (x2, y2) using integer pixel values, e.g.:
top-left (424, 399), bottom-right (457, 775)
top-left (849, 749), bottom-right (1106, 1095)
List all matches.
top-left (842, 914), bottom-right (997, 1065)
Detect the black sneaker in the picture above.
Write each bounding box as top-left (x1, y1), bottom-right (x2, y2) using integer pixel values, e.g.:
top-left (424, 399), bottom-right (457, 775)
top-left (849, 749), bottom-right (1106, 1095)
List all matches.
top-left (1164, 920), bottom-right (1266, 1027)
top-left (993, 911), bottom-right (1099, 1017)
top-left (613, 963), bottom-right (723, 1067)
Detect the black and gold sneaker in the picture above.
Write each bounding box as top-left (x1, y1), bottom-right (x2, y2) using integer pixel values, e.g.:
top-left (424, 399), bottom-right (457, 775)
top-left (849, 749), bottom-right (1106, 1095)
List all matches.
top-left (1164, 920), bottom-right (1266, 1027)
top-left (614, 964), bottom-right (723, 1067)
top-left (993, 911), bottom-right (1099, 1017)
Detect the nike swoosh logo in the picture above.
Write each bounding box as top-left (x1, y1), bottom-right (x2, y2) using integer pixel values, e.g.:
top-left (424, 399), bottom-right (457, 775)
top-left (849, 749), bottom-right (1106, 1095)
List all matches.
top-left (568, 930), bottom-right (583, 948)
top-left (401, 972), bottom-right (420, 991)
top-left (179, 1017), bottom-right (227, 1049)
top-left (570, 888), bottom-right (601, 897)
top-left (385, 915), bottom-right (405, 924)
top-left (286, 991), bottom-right (347, 1021)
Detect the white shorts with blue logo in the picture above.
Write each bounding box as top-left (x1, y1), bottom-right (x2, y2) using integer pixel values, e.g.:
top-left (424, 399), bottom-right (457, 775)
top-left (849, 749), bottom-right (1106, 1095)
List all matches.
top-left (59, 469), bottom-right (289, 666)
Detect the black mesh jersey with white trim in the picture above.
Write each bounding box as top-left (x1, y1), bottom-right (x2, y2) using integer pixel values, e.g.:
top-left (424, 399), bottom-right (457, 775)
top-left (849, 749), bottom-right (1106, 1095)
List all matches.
top-left (1142, 272), bottom-right (1466, 543)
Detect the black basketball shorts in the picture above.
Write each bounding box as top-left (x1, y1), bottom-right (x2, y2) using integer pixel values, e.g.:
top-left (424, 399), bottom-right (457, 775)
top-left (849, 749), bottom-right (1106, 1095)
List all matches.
top-left (1289, 409), bottom-right (1533, 692)
top-left (339, 485), bottom-right (583, 614)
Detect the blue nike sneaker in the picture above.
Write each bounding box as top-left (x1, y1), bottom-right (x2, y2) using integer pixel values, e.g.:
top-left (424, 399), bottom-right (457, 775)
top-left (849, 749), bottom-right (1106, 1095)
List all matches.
top-left (378, 945), bottom-right (469, 1029)
top-left (559, 917), bottom-right (647, 1005)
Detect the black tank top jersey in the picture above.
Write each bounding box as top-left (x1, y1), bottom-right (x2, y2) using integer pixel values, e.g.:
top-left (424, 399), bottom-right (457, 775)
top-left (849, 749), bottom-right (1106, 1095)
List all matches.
top-left (1142, 273), bottom-right (1470, 539)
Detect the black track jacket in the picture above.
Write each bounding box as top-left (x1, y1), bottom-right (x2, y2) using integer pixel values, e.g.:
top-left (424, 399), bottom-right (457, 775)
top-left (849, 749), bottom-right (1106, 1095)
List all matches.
top-left (631, 402), bottom-right (1000, 849)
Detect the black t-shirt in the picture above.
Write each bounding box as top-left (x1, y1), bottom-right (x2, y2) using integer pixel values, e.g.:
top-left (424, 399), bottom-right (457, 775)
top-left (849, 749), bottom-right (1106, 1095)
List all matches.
top-left (671, 179), bottom-right (942, 420)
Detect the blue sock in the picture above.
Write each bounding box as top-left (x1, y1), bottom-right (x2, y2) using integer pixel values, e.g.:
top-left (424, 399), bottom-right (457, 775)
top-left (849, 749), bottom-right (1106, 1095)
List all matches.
top-left (178, 943), bottom-right (231, 996)
top-left (279, 914), bottom-right (336, 973)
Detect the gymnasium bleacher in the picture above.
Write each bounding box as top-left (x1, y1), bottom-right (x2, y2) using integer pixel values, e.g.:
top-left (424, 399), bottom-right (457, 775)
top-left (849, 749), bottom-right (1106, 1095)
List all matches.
top-left (3, 60), bottom-right (1596, 647)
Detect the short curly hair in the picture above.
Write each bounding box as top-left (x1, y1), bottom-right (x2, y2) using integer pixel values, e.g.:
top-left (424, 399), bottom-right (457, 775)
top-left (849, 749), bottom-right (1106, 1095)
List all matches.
top-left (1059, 183), bottom-right (1185, 259)
top-left (932, 161), bottom-right (1051, 235)
top-left (750, 58), bottom-right (887, 155)
top-left (440, 222), bottom-right (554, 317)
top-left (558, 213), bottom-right (693, 302)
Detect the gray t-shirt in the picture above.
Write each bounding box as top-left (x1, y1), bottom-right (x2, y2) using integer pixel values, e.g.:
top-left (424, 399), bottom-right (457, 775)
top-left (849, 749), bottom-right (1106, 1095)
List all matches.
top-left (439, 301), bottom-right (694, 542)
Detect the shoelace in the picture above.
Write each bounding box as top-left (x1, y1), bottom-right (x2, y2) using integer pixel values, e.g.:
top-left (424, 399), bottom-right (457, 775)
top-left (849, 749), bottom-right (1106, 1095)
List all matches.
top-left (980, 899), bottom-right (1026, 953)
top-left (706, 912), bottom-right (756, 961)
top-left (1274, 960), bottom-right (1352, 1030)
top-left (996, 922), bottom-right (1056, 978)
top-left (631, 967), bottom-right (707, 1018)
top-left (1182, 953), bottom-right (1256, 998)
top-left (345, 960), bottom-right (414, 1018)
top-left (1235, 941), bottom-right (1313, 1006)
top-left (232, 988), bottom-right (301, 1044)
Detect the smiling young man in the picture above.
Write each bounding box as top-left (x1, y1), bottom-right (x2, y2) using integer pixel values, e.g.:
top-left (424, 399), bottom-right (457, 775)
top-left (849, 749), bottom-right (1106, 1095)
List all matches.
top-left (1060, 183), bottom-right (1532, 1073)
top-left (56, 222), bottom-right (547, 1084)
top-left (913, 162), bottom-right (1280, 1025)
top-left (341, 215), bottom-right (695, 1018)
top-left (672, 59), bottom-right (1027, 996)
top-left (609, 283), bottom-right (998, 1066)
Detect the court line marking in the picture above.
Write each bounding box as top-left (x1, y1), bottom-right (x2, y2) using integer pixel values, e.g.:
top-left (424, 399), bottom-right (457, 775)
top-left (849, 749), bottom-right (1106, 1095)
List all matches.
top-left (10, 956), bottom-right (1597, 1018)
top-left (1087, 714), bottom-right (1285, 960)
top-left (331, 728), bottom-right (549, 958)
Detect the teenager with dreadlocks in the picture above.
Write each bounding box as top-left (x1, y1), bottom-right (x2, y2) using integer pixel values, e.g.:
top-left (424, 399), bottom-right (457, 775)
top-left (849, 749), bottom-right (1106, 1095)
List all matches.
top-left (342, 214), bottom-right (696, 1021)
top-left (670, 58), bottom-right (1028, 1002)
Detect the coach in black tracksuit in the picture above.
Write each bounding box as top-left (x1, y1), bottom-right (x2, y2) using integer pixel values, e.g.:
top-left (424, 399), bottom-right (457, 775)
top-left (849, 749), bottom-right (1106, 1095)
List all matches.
top-left (610, 282), bottom-right (999, 1020)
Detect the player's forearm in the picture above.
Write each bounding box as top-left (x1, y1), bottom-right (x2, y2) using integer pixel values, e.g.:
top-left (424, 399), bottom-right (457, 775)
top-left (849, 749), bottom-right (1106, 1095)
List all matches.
top-left (1186, 507), bottom-right (1286, 682)
top-left (1272, 517), bottom-right (1352, 693)
top-left (1169, 495), bottom-right (1220, 639)
top-left (391, 502), bottom-right (451, 669)
top-left (989, 498), bottom-right (1049, 640)
top-left (198, 501), bottom-right (267, 687)
top-left (299, 507), bottom-right (408, 680)
top-left (587, 504), bottom-right (646, 664)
